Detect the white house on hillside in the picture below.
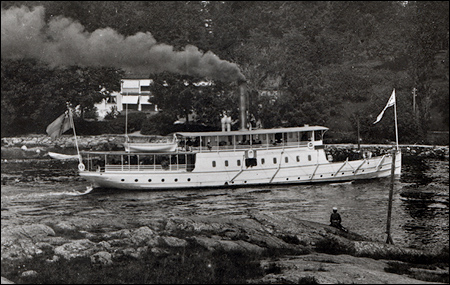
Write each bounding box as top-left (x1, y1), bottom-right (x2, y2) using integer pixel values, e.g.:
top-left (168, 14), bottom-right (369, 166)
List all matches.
top-left (95, 78), bottom-right (158, 119)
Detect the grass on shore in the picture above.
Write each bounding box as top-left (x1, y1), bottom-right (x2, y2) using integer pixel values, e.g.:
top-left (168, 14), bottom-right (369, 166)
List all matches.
top-left (385, 261), bottom-right (449, 284)
top-left (2, 244), bottom-right (265, 284)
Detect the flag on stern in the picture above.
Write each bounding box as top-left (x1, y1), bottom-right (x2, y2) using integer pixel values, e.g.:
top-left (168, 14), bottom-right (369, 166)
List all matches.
top-left (46, 111), bottom-right (72, 139)
top-left (373, 89), bottom-right (396, 124)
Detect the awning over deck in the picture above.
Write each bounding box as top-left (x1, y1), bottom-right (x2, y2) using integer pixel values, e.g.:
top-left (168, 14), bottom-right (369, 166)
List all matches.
top-left (175, 126), bottom-right (328, 138)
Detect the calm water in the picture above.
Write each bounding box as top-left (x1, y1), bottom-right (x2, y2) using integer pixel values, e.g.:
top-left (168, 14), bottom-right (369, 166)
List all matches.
top-left (1, 156), bottom-right (448, 249)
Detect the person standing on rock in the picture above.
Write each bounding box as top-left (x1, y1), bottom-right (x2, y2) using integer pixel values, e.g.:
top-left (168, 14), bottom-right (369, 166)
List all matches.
top-left (330, 207), bottom-right (347, 232)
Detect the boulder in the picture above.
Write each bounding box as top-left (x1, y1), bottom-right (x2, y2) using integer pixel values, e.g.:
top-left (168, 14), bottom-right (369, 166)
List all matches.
top-left (52, 221), bottom-right (77, 232)
top-left (158, 236), bottom-right (188, 248)
top-left (190, 236), bottom-right (264, 254)
top-left (102, 229), bottom-right (132, 240)
top-left (54, 239), bottom-right (110, 260)
top-left (129, 226), bottom-right (155, 246)
top-left (2, 224), bottom-right (55, 242)
top-left (90, 251), bottom-right (113, 266)
top-left (1, 224), bottom-right (55, 260)
top-left (20, 270), bottom-right (38, 278)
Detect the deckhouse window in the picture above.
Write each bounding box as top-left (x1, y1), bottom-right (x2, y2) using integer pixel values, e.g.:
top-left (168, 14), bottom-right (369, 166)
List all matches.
top-left (225, 160), bottom-right (229, 167)
top-left (237, 160), bottom-right (241, 166)
top-left (314, 130), bottom-right (323, 141)
top-left (308, 155), bottom-right (312, 161)
top-left (212, 161), bottom-right (216, 167)
top-left (296, 156), bottom-right (300, 162)
top-left (301, 131), bottom-right (312, 141)
top-left (261, 158), bottom-right (265, 164)
top-left (273, 157), bottom-right (277, 164)
top-left (285, 157), bottom-right (289, 163)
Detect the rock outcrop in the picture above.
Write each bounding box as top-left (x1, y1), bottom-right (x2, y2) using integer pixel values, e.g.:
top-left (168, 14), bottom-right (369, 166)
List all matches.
top-left (2, 211), bottom-right (447, 284)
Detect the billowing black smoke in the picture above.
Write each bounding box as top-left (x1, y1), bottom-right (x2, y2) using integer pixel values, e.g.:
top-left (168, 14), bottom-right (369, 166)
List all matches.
top-left (1, 5), bottom-right (245, 82)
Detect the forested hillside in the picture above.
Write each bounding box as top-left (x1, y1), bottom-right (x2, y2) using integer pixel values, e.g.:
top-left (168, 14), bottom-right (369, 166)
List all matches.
top-left (1, 1), bottom-right (448, 144)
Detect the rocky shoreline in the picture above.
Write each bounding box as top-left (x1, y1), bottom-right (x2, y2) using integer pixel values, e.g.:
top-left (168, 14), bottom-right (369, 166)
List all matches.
top-left (1, 209), bottom-right (448, 284)
top-left (1, 133), bottom-right (449, 160)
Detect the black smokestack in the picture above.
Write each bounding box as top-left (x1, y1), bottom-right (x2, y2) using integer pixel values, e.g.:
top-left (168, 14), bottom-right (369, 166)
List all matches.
top-left (239, 80), bottom-right (247, 130)
top-left (1, 6), bottom-right (246, 83)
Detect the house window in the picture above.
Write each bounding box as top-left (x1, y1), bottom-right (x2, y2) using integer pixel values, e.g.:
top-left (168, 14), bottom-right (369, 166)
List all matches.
top-left (140, 85), bottom-right (151, 92)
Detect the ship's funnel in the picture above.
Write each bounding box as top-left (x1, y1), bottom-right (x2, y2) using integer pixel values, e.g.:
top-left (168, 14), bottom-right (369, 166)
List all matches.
top-left (239, 81), bottom-right (247, 130)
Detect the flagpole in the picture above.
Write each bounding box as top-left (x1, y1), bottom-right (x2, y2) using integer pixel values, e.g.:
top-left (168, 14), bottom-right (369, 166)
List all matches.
top-left (393, 89), bottom-right (399, 151)
top-left (68, 105), bottom-right (82, 165)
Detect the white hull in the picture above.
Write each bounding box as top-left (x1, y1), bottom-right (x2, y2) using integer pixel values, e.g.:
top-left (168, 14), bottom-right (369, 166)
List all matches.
top-left (79, 149), bottom-right (401, 190)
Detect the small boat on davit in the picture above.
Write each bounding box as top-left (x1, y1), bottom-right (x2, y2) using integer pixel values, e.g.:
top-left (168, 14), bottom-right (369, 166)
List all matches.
top-left (123, 134), bottom-right (178, 153)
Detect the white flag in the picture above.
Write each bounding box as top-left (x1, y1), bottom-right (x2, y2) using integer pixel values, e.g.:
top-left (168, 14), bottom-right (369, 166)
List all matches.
top-left (373, 89), bottom-right (396, 124)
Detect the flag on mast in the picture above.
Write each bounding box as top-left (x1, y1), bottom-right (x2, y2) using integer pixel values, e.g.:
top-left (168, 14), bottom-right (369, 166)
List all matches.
top-left (373, 89), bottom-right (396, 124)
top-left (46, 111), bottom-right (72, 140)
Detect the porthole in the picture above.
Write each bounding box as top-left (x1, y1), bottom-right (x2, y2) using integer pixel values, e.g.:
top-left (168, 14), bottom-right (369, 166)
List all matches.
top-left (187, 178), bottom-right (191, 181)
top-left (320, 175), bottom-right (323, 177)
top-left (121, 179), bottom-right (125, 182)
top-left (298, 177), bottom-right (300, 179)
top-left (162, 179), bottom-right (165, 182)
top-left (342, 173), bottom-right (344, 175)
top-left (174, 178), bottom-right (178, 182)
top-left (286, 178), bottom-right (289, 180)
top-left (148, 179), bottom-right (152, 182)
top-left (135, 179), bottom-right (139, 182)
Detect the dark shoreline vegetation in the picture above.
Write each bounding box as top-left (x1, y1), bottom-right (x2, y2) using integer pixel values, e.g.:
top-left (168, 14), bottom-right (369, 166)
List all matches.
top-left (2, 244), bottom-right (266, 284)
top-left (1, 2), bottom-right (449, 144)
